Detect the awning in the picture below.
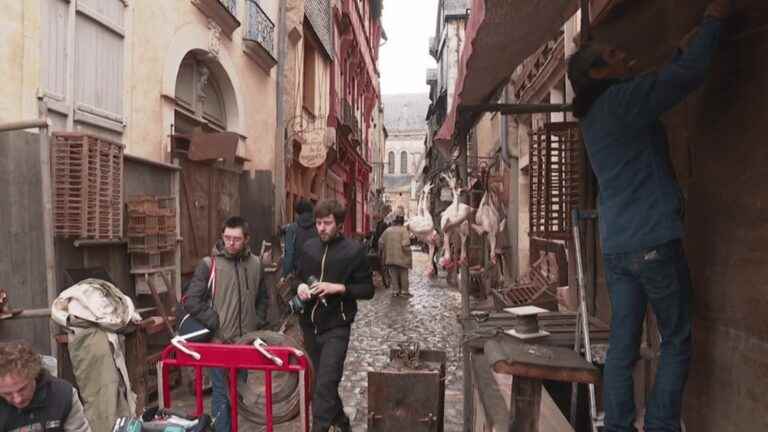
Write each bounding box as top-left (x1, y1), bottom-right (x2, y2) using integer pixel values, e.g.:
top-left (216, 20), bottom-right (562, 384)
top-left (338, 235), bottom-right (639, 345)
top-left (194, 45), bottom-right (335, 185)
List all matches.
top-left (187, 132), bottom-right (244, 162)
top-left (434, 0), bottom-right (579, 154)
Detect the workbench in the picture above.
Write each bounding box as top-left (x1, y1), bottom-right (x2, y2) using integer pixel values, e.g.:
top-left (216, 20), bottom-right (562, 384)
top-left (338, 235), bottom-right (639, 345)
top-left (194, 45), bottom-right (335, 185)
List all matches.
top-left (460, 311), bottom-right (610, 431)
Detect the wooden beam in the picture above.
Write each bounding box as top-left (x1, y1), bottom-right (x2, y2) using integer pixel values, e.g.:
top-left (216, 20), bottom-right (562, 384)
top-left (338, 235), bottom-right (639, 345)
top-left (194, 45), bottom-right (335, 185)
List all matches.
top-left (509, 377), bottom-right (543, 432)
top-left (485, 339), bottom-right (600, 384)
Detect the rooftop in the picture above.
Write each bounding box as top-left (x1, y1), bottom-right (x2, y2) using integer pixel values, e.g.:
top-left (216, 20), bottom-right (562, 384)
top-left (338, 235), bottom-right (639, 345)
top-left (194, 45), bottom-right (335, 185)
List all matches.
top-left (382, 93), bottom-right (430, 132)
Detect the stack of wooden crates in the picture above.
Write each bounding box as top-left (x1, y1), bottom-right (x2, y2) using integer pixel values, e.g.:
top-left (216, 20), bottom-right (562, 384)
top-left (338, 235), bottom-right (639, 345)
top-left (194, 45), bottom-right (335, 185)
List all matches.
top-left (126, 196), bottom-right (177, 295)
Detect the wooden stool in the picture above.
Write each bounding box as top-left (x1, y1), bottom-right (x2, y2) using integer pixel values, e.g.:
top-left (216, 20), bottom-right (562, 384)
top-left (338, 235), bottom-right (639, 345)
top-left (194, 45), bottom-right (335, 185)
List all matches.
top-left (484, 339), bottom-right (600, 432)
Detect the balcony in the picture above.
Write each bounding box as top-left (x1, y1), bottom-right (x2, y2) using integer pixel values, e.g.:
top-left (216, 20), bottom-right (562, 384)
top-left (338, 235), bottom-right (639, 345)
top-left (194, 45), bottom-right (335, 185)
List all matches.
top-left (243, 0), bottom-right (277, 71)
top-left (191, 0), bottom-right (240, 38)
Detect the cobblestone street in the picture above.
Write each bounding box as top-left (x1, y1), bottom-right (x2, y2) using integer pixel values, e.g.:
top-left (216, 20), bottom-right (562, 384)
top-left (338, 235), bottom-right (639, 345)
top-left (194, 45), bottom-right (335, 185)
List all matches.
top-left (340, 251), bottom-right (464, 431)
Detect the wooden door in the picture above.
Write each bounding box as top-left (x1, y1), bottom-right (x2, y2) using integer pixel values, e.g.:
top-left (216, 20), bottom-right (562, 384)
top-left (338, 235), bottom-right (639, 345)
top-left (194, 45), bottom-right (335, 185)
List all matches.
top-left (179, 160), bottom-right (241, 278)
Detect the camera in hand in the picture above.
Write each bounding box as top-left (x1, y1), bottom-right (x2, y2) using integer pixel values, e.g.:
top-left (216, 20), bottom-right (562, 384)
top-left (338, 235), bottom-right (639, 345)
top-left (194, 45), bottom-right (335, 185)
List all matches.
top-left (287, 276), bottom-right (320, 314)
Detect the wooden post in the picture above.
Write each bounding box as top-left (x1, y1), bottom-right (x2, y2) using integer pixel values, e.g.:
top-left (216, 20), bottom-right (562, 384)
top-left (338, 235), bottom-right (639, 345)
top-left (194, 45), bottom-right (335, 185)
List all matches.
top-left (35, 101), bottom-right (58, 359)
top-left (456, 128), bottom-right (475, 432)
top-left (509, 378), bottom-right (543, 432)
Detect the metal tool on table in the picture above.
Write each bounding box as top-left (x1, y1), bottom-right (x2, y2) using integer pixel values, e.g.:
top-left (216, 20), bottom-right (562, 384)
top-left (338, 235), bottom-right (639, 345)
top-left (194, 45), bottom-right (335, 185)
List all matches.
top-left (502, 305), bottom-right (551, 340)
top-left (570, 209), bottom-right (602, 432)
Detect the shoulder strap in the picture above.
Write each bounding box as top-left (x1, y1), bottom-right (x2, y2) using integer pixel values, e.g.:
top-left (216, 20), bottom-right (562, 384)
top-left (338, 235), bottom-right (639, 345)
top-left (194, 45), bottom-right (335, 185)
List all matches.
top-left (202, 256), bottom-right (216, 300)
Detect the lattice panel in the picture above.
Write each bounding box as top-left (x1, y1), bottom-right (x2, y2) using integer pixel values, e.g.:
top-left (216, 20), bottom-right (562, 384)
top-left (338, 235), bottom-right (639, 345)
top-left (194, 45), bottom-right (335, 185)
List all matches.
top-left (529, 122), bottom-right (583, 239)
top-left (52, 133), bottom-right (123, 239)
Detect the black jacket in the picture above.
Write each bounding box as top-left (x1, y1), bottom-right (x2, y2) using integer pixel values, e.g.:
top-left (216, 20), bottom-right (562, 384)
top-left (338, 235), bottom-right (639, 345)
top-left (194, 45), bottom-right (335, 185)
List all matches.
top-left (296, 235), bottom-right (374, 334)
top-left (0, 372), bottom-right (77, 432)
top-left (282, 212), bottom-right (318, 276)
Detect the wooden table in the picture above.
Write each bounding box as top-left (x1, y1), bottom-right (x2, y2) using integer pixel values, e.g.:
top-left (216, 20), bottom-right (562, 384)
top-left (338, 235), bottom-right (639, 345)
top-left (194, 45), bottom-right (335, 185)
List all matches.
top-left (461, 311), bottom-right (609, 431)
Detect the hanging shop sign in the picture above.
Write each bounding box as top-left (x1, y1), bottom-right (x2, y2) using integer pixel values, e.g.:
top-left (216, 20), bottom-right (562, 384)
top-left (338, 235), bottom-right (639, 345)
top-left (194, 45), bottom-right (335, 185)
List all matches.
top-left (287, 113), bottom-right (333, 168)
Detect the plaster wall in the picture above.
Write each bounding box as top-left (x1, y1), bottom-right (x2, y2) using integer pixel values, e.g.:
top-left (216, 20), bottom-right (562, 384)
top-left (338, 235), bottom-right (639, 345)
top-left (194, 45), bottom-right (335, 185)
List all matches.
top-left (1, 1), bottom-right (279, 172)
top-left (131, 0), bottom-right (278, 171)
top-left (0, 0), bottom-right (41, 123)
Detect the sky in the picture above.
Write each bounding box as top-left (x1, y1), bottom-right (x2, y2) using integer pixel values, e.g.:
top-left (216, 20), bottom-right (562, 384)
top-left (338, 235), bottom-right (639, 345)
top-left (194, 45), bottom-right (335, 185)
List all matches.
top-left (379, 0), bottom-right (439, 95)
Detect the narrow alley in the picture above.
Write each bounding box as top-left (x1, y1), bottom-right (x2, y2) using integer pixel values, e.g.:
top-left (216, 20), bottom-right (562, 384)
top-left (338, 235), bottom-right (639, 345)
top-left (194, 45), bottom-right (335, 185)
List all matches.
top-left (340, 252), bottom-right (464, 431)
top-left (2, 1), bottom-right (767, 432)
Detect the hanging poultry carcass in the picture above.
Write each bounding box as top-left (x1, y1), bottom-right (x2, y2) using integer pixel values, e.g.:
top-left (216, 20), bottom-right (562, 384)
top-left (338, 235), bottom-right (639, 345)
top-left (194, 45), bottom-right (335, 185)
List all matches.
top-left (439, 172), bottom-right (473, 268)
top-left (406, 183), bottom-right (440, 277)
top-left (472, 186), bottom-right (502, 264)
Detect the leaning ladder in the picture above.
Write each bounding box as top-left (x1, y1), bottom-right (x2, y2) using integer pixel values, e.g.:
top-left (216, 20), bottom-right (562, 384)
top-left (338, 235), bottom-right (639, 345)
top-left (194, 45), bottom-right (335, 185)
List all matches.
top-left (569, 210), bottom-right (686, 432)
top-left (570, 209), bottom-right (603, 432)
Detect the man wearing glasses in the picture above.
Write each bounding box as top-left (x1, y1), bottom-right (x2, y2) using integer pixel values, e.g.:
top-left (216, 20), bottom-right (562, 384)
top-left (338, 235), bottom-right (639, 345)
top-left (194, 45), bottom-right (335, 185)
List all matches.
top-left (185, 216), bottom-right (270, 432)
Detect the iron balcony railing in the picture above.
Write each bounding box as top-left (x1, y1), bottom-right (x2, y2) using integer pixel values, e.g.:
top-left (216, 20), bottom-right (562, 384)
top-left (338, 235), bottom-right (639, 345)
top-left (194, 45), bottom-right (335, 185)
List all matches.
top-left (220, 0), bottom-right (237, 15)
top-left (245, 0), bottom-right (275, 57)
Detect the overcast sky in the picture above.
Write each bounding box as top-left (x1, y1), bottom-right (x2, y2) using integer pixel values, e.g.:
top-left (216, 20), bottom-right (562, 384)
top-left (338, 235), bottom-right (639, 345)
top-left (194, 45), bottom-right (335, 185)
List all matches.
top-left (379, 0), bottom-right (438, 95)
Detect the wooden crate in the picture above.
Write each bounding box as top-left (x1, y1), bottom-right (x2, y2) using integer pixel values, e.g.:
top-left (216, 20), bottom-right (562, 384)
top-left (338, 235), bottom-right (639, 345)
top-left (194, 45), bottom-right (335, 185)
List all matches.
top-left (368, 349), bottom-right (446, 432)
top-left (52, 133), bottom-right (123, 240)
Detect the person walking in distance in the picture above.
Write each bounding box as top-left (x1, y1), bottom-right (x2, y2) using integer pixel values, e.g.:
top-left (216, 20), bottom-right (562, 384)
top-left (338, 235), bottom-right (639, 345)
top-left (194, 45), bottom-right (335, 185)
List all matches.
top-left (567, 1), bottom-right (731, 430)
top-left (378, 215), bottom-right (413, 297)
top-left (184, 216), bottom-right (270, 432)
top-left (282, 198), bottom-right (318, 279)
top-left (294, 200), bottom-right (374, 432)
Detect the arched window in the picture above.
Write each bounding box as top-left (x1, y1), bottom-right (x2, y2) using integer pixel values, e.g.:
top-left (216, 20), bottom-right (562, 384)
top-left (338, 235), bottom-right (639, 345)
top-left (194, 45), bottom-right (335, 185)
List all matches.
top-left (175, 56), bottom-right (228, 131)
top-left (400, 151), bottom-right (408, 174)
top-left (388, 151), bottom-right (395, 174)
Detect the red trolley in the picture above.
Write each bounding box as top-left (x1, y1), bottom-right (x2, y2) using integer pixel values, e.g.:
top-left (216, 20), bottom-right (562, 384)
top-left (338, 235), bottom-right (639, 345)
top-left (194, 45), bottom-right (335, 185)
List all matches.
top-left (158, 337), bottom-right (312, 432)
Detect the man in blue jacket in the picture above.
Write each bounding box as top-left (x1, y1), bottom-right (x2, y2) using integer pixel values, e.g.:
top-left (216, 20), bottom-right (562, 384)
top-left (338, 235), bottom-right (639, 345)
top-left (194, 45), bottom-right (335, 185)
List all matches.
top-left (567, 1), bottom-right (730, 430)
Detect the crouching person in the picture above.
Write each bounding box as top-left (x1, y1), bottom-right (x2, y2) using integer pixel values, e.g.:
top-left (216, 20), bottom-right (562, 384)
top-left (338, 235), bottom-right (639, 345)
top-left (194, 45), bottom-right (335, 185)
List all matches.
top-left (0, 341), bottom-right (91, 432)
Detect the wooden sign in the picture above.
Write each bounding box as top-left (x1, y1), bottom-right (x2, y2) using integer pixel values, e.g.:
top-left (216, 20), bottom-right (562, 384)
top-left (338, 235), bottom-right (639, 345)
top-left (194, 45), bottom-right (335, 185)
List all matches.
top-left (298, 142), bottom-right (327, 168)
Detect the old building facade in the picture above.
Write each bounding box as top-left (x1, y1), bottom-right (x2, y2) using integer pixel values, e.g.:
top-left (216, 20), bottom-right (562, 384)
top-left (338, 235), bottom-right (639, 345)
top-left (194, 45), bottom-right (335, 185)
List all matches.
top-left (382, 93), bottom-right (428, 219)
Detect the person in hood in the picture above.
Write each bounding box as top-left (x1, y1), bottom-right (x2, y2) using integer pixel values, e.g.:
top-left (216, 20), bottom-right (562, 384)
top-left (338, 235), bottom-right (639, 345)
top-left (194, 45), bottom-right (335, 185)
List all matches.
top-left (282, 198), bottom-right (317, 278)
top-left (294, 200), bottom-right (374, 432)
top-left (185, 216), bottom-right (270, 432)
top-left (0, 341), bottom-right (91, 432)
top-left (567, 1), bottom-right (730, 430)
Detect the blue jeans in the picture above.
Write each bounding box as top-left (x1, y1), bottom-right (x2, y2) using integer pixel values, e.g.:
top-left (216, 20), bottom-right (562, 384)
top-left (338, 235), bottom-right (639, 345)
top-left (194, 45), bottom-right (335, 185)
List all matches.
top-left (210, 368), bottom-right (231, 432)
top-left (602, 240), bottom-right (692, 432)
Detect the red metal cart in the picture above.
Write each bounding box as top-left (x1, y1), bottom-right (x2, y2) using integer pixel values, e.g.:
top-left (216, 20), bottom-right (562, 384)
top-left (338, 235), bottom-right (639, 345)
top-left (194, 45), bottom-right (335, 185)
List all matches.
top-left (158, 338), bottom-right (312, 432)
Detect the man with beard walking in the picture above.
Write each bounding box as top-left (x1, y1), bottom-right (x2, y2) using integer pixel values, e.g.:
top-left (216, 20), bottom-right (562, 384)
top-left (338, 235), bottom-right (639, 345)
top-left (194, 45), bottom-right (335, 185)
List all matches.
top-left (294, 200), bottom-right (374, 432)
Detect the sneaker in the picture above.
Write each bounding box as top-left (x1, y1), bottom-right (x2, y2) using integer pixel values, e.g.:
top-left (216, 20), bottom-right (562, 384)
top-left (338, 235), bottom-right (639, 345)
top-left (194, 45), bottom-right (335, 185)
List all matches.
top-left (392, 292), bottom-right (400, 297)
top-left (401, 292), bottom-right (413, 297)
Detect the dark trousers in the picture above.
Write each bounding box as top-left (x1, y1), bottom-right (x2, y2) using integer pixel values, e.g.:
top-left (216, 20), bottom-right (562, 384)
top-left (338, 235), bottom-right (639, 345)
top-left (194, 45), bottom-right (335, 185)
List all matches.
top-left (387, 265), bottom-right (410, 294)
top-left (302, 324), bottom-right (352, 432)
top-left (602, 240), bottom-right (692, 432)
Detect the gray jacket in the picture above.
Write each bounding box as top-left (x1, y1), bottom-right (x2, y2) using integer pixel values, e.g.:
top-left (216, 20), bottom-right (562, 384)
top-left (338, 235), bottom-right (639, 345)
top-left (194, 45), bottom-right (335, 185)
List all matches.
top-left (186, 241), bottom-right (270, 342)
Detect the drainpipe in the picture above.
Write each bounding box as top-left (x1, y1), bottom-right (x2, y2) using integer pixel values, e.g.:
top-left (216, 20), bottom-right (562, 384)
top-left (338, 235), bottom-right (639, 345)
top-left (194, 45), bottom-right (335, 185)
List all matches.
top-left (274, 0), bottom-right (288, 230)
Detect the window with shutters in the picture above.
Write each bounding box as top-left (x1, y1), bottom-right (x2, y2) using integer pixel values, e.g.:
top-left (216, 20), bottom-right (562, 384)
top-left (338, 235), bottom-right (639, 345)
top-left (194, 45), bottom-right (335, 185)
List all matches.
top-left (529, 122), bottom-right (583, 239)
top-left (400, 151), bottom-right (408, 174)
top-left (41, 0), bottom-right (127, 132)
top-left (388, 151), bottom-right (395, 174)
